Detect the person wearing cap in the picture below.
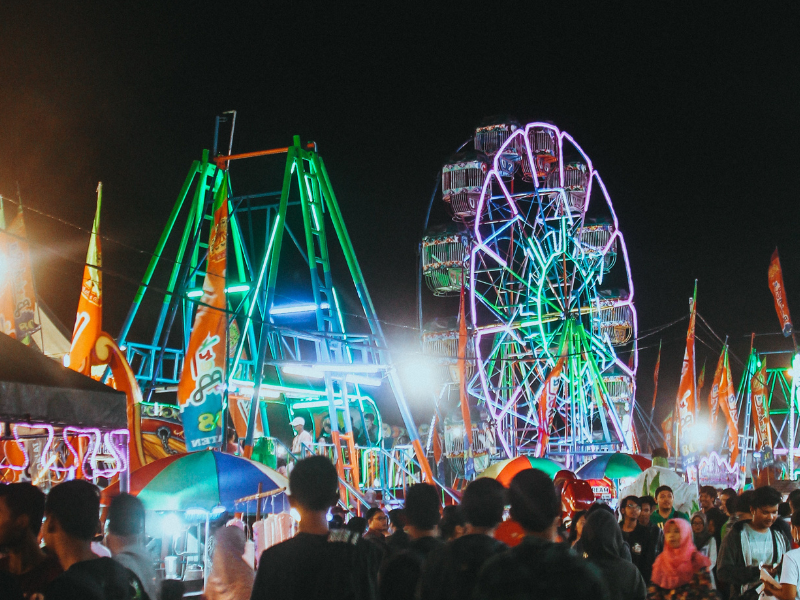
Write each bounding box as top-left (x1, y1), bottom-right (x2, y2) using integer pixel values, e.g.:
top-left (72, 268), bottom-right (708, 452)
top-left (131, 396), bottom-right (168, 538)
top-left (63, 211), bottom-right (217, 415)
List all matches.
top-left (291, 416), bottom-right (313, 456)
top-left (105, 493), bottom-right (161, 600)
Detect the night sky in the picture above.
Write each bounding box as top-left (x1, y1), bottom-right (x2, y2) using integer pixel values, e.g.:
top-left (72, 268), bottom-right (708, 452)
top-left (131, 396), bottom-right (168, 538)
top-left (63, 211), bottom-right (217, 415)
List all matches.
top-left (2, 3), bottom-right (799, 433)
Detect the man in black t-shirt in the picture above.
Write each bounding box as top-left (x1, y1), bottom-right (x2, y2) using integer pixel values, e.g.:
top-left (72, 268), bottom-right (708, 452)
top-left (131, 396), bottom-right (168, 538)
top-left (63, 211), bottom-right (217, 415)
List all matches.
top-left (42, 480), bottom-right (147, 600)
top-left (418, 478), bottom-right (507, 600)
top-left (619, 495), bottom-right (657, 583)
top-left (250, 455), bottom-right (379, 600)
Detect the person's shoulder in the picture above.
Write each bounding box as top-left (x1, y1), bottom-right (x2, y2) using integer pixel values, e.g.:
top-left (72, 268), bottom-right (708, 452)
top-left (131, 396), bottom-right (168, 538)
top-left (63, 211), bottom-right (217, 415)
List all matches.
top-left (675, 510), bottom-right (691, 520)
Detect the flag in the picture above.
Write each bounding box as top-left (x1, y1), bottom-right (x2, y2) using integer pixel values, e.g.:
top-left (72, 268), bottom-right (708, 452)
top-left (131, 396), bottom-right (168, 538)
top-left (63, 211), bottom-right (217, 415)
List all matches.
top-left (697, 362), bottom-right (706, 393)
top-left (676, 284), bottom-right (698, 455)
top-left (458, 282), bottom-right (474, 477)
top-left (0, 199), bottom-right (15, 337)
top-left (768, 249), bottom-right (793, 337)
top-left (717, 348), bottom-right (739, 465)
top-left (177, 174), bottom-right (229, 452)
top-left (66, 184), bottom-right (103, 375)
top-left (661, 410), bottom-right (674, 457)
top-left (708, 348), bottom-right (725, 426)
top-left (6, 208), bottom-right (40, 345)
top-left (651, 340), bottom-right (661, 414)
top-left (751, 357), bottom-right (772, 451)
top-left (536, 354), bottom-right (566, 457)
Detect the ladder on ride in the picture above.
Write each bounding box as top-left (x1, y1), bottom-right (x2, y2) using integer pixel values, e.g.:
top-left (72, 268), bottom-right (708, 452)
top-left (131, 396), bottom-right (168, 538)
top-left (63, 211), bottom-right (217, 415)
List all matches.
top-left (294, 144), bottom-right (362, 510)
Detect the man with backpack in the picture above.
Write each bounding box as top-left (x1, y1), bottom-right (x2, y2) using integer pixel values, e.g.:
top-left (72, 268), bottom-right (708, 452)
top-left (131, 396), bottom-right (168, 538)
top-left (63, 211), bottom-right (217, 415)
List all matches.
top-left (717, 485), bottom-right (789, 599)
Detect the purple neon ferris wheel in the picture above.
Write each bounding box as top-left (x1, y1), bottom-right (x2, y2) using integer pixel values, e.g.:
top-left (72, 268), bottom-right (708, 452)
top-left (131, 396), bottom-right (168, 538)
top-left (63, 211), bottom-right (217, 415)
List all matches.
top-left (421, 118), bottom-right (638, 469)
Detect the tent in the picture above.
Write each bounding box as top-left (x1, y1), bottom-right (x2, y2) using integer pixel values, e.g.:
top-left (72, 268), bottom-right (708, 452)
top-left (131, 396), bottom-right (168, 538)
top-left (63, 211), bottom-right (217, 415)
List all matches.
top-left (0, 332), bottom-right (126, 429)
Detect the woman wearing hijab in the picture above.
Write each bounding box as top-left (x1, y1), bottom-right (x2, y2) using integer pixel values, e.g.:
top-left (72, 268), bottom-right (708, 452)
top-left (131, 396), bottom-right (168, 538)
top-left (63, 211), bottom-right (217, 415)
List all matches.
top-left (582, 509), bottom-right (647, 600)
top-left (648, 518), bottom-right (717, 600)
top-left (206, 525), bottom-right (255, 600)
top-left (691, 512), bottom-right (718, 588)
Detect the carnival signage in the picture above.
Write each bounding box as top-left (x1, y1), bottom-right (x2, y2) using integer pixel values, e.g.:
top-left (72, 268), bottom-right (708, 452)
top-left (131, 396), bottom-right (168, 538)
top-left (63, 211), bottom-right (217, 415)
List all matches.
top-left (698, 451), bottom-right (739, 489)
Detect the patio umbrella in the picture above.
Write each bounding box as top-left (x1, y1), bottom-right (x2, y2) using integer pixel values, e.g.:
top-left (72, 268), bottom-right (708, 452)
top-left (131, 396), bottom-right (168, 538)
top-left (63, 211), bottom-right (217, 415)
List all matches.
top-left (575, 452), bottom-right (643, 480)
top-left (102, 450), bottom-right (288, 512)
top-left (479, 456), bottom-right (562, 486)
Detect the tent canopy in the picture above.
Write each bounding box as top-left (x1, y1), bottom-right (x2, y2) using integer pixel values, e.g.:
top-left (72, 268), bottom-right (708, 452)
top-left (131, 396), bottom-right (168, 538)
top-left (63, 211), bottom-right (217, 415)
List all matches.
top-left (0, 332), bottom-right (126, 429)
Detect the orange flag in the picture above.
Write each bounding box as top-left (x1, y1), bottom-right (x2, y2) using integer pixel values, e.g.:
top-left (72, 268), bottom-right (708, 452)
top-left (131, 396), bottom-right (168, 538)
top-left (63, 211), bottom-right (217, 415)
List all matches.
top-left (66, 184), bottom-right (103, 375)
top-left (177, 174), bottom-right (229, 452)
top-left (768, 249), bottom-right (793, 337)
top-left (717, 348), bottom-right (739, 465)
top-left (536, 354), bottom-right (566, 457)
top-left (708, 348), bottom-right (725, 426)
top-left (676, 284), bottom-right (698, 454)
top-left (6, 208), bottom-right (40, 345)
top-left (662, 410), bottom-right (675, 457)
top-left (751, 358), bottom-right (772, 451)
top-left (651, 340), bottom-right (661, 414)
top-left (0, 200), bottom-right (16, 337)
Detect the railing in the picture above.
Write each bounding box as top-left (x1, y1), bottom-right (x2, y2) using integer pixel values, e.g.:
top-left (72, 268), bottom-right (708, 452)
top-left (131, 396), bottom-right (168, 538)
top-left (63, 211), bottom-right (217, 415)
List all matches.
top-left (263, 437), bottom-right (459, 507)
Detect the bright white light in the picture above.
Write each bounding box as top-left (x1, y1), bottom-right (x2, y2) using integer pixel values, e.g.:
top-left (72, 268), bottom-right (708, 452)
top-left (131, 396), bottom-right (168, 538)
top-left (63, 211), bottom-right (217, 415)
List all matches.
top-left (228, 380), bottom-right (282, 399)
top-left (313, 363), bottom-right (380, 374)
top-left (270, 302), bottom-right (330, 315)
top-left (282, 365), bottom-right (325, 379)
top-left (63, 355), bottom-right (70, 367)
top-left (791, 354), bottom-right (800, 381)
top-left (186, 289), bottom-right (203, 298)
top-left (290, 508), bottom-right (302, 522)
top-left (185, 507), bottom-right (208, 520)
top-left (291, 399), bottom-right (343, 410)
top-left (162, 513), bottom-right (183, 537)
top-left (210, 505), bottom-right (227, 518)
top-left (226, 284), bottom-right (251, 294)
top-left (346, 374), bottom-right (382, 387)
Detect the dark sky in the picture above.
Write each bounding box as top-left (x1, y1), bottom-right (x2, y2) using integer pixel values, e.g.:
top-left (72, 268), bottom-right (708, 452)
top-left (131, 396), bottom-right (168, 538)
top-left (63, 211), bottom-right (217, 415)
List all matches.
top-left (1, 3), bottom-right (799, 433)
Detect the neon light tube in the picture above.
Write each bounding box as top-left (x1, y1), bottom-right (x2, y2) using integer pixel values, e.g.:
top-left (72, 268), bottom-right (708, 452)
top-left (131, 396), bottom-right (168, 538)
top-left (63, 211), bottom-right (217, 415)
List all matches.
top-left (226, 284), bottom-right (251, 293)
top-left (282, 365), bottom-right (325, 379)
top-left (186, 289), bottom-right (204, 298)
top-left (270, 302), bottom-right (330, 315)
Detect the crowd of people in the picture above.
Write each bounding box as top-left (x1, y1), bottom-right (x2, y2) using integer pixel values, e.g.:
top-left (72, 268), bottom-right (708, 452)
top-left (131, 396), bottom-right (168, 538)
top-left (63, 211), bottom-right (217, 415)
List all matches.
top-left (5, 455), bottom-right (800, 599)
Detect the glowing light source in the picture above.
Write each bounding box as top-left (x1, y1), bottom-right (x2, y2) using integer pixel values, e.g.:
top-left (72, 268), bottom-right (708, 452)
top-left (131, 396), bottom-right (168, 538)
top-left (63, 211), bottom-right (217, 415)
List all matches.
top-left (282, 365), bottom-right (324, 379)
top-left (187, 283), bottom-right (251, 298)
top-left (270, 302), bottom-right (330, 315)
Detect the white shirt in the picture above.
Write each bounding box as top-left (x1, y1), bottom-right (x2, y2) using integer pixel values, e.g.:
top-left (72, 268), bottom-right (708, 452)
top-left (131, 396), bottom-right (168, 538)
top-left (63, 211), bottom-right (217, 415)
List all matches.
top-left (292, 429), bottom-right (313, 454)
top-left (744, 524), bottom-right (775, 566)
top-left (780, 547), bottom-right (800, 597)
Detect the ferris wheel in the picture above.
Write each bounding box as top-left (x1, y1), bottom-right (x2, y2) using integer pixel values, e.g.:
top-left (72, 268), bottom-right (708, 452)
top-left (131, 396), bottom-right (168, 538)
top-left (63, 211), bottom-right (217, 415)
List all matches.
top-left (422, 118), bottom-right (637, 468)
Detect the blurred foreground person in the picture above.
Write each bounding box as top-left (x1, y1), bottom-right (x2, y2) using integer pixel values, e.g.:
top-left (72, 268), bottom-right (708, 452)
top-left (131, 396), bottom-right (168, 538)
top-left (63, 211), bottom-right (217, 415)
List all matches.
top-left (43, 480), bottom-right (147, 600)
top-left (379, 484), bottom-right (443, 600)
top-left (206, 525), bottom-right (254, 600)
top-left (474, 469), bottom-right (608, 600)
top-left (0, 482), bottom-right (62, 597)
top-left (764, 511), bottom-right (800, 599)
top-left (418, 478), bottom-right (507, 600)
top-left (437, 506), bottom-right (465, 542)
top-left (250, 455), bottom-right (379, 600)
top-left (583, 509), bottom-right (646, 600)
top-left (106, 493), bottom-right (161, 600)
top-left (648, 518), bottom-right (716, 600)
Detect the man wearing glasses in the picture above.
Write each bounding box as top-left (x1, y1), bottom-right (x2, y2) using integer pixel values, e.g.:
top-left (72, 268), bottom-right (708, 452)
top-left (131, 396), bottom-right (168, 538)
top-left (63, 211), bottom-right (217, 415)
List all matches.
top-left (619, 495), bottom-right (658, 583)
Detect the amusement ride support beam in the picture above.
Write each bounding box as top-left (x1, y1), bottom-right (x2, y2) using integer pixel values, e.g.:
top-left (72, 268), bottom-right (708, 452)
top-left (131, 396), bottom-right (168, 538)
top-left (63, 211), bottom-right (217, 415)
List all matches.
top-left (312, 151), bottom-right (434, 483)
top-left (117, 161), bottom-right (201, 347)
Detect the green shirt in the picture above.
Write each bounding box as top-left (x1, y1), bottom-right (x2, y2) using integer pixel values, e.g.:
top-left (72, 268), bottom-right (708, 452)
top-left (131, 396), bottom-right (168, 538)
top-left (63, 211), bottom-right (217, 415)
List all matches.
top-left (650, 507), bottom-right (690, 527)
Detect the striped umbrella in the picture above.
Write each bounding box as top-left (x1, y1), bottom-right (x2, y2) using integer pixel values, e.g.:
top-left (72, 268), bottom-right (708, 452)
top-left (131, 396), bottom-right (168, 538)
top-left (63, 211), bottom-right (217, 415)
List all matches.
top-left (103, 450), bottom-right (288, 512)
top-left (479, 456), bottom-right (562, 486)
